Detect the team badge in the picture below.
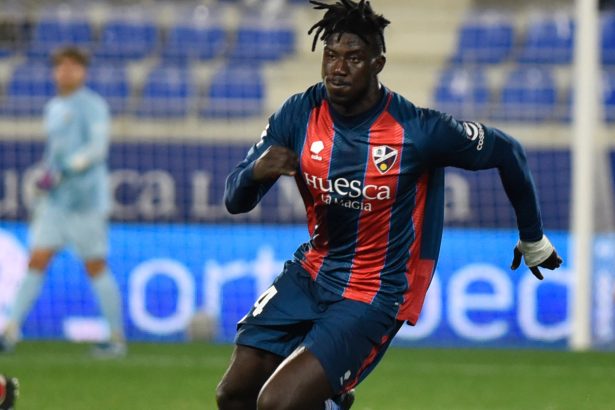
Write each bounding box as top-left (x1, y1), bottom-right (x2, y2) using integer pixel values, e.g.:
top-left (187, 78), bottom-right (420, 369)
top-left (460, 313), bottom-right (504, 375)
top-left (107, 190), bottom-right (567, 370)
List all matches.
top-left (372, 145), bottom-right (398, 174)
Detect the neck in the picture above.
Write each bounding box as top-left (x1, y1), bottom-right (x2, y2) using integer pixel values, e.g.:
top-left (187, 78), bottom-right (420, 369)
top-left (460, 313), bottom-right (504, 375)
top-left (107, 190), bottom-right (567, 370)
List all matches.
top-left (329, 81), bottom-right (383, 117)
top-left (58, 85), bottom-right (81, 97)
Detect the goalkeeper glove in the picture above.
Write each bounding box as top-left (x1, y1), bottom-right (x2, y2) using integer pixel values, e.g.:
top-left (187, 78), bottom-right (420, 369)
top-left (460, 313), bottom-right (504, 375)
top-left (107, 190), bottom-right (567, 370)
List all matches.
top-left (0, 375), bottom-right (19, 410)
top-left (511, 235), bottom-right (563, 280)
top-left (35, 167), bottom-right (61, 191)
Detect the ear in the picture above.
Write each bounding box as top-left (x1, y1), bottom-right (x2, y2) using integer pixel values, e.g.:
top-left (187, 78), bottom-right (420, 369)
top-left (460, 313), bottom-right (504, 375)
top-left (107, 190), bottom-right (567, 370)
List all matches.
top-left (372, 55), bottom-right (386, 75)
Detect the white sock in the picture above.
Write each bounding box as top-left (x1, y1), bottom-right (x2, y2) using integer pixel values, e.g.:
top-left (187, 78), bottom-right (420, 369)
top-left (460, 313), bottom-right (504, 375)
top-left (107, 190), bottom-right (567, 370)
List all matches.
top-left (9, 269), bottom-right (45, 327)
top-left (91, 268), bottom-right (124, 342)
top-left (325, 400), bottom-right (340, 410)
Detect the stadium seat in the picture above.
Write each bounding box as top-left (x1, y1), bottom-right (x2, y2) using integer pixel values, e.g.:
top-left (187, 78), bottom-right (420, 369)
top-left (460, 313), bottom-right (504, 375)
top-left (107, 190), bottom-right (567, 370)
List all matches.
top-left (27, 17), bottom-right (92, 61)
top-left (451, 13), bottom-right (514, 64)
top-left (604, 71), bottom-right (615, 122)
top-left (602, 12), bottom-right (615, 65)
top-left (0, 10), bottom-right (26, 59)
top-left (96, 14), bottom-right (158, 61)
top-left (228, 14), bottom-right (295, 63)
top-left (162, 10), bottom-right (227, 64)
top-left (433, 67), bottom-right (490, 119)
top-left (495, 66), bottom-right (558, 122)
top-left (517, 14), bottom-right (574, 64)
top-left (1, 63), bottom-right (54, 117)
top-left (135, 65), bottom-right (193, 118)
top-left (200, 65), bottom-right (265, 118)
top-left (87, 66), bottom-right (130, 116)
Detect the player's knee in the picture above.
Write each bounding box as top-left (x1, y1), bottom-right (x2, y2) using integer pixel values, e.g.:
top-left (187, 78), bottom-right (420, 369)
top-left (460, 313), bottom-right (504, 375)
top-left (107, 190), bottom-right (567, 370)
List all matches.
top-left (85, 259), bottom-right (106, 277)
top-left (216, 379), bottom-right (249, 409)
top-left (256, 385), bottom-right (294, 410)
top-left (29, 250), bottom-right (54, 271)
top-left (215, 382), bottom-right (229, 408)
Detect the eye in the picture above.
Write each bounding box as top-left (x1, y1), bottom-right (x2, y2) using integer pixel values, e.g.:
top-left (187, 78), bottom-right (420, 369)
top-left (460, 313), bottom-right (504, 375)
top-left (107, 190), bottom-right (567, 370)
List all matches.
top-left (349, 55), bottom-right (362, 64)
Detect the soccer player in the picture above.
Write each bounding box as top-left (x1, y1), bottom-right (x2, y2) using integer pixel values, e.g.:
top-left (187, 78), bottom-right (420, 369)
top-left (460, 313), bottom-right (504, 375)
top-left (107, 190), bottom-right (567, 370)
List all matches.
top-left (217, 1), bottom-right (563, 409)
top-left (0, 46), bottom-right (125, 357)
top-left (0, 374), bottom-right (19, 410)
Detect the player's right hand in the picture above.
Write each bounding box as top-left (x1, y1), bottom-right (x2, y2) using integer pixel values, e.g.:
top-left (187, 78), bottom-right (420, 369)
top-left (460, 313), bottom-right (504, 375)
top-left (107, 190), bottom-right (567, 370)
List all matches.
top-left (510, 235), bottom-right (563, 280)
top-left (252, 146), bottom-right (299, 182)
top-left (34, 167), bottom-right (62, 192)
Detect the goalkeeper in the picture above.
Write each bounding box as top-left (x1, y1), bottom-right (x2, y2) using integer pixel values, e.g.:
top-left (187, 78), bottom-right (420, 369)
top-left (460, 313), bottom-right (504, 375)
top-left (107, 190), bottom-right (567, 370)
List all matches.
top-left (0, 46), bottom-right (125, 357)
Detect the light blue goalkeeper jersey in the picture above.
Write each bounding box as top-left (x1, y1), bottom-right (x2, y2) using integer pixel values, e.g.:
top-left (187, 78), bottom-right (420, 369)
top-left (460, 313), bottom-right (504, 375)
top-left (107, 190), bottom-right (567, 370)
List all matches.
top-left (43, 86), bottom-right (111, 213)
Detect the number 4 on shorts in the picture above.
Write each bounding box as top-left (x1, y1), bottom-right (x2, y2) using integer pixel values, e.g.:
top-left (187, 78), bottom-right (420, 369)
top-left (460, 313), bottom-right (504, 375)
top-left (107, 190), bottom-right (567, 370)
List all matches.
top-left (252, 285), bottom-right (278, 317)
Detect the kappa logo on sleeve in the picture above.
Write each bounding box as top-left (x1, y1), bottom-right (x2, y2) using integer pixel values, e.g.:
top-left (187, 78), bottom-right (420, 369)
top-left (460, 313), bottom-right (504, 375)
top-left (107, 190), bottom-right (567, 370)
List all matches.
top-left (462, 122), bottom-right (485, 151)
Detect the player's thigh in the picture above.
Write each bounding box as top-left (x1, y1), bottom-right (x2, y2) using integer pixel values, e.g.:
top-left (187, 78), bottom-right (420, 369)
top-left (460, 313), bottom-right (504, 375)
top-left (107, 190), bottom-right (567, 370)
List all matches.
top-left (217, 345), bottom-right (283, 404)
top-left (67, 211), bottom-right (109, 261)
top-left (257, 346), bottom-right (332, 410)
top-left (304, 299), bottom-right (403, 395)
top-left (28, 202), bottom-right (66, 259)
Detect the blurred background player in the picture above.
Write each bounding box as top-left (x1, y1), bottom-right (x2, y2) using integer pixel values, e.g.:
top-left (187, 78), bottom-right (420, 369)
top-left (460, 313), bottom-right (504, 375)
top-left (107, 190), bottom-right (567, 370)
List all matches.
top-left (0, 46), bottom-right (125, 358)
top-left (217, 0), bottom-right (562, 409)
top-left (0, 374), bottom-right (19, 410)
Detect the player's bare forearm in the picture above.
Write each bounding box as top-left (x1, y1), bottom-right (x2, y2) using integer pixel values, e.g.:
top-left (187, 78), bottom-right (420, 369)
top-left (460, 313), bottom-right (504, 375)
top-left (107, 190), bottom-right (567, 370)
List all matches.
top-left (252, 146), bottom-right (298, 181)
top-left (224, 145), bottom-right (297, 215)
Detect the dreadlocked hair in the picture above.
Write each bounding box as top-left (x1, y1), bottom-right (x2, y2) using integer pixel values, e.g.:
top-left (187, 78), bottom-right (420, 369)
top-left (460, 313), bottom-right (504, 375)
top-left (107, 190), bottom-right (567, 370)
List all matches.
top-left (308, 0), bottom-right (390, 53)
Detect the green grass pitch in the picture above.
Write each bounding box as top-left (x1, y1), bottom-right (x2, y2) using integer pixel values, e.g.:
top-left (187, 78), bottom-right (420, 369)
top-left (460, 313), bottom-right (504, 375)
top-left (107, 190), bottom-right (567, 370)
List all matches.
top-left (1, 341), bottom-right (615, 409)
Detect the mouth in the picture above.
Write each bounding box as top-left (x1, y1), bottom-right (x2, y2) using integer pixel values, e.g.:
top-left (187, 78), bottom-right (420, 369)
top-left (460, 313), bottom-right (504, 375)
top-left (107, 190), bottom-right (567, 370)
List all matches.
top-left (327, 78), bottom-right (351, 91)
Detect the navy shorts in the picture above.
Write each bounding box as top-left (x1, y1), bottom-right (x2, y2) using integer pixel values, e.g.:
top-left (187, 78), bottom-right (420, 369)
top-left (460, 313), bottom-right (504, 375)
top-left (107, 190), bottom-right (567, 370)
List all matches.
top-left (235, 261), bottom-right (403, 394)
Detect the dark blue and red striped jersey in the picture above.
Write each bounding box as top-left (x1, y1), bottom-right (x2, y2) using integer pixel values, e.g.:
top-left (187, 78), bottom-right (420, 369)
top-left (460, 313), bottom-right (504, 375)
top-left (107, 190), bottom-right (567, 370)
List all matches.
top-left (225, 83), bottom-right (543, 324)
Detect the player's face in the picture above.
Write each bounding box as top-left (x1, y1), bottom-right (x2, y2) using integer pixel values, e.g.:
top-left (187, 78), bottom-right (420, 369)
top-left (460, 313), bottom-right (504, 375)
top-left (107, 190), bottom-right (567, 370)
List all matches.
top-left (53, 57), bottom-right (87, 96)
top-left (321, 32), bottom-right (385, 109)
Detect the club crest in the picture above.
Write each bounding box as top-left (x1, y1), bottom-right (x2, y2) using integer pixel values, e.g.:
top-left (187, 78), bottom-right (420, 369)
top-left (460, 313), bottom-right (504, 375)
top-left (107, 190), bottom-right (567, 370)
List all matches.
top-left (372, 145), bottom-right (398, 174)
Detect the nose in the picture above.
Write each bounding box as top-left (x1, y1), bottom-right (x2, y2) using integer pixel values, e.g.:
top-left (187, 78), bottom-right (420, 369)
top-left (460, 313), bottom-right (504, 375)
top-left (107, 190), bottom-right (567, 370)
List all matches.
top-left (333, 57), bottom-right (348, 75)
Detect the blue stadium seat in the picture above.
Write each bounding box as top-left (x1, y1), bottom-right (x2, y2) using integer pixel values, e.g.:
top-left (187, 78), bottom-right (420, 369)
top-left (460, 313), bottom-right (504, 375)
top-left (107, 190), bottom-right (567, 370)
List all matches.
top-left (0, 10), bottom-right (26, 59)
top-left (228, 15), bottom-right (295, 63)
top-left (496, 67), bottom-right (558, 122)
top-left (200, 66), bottom-right (264, 118)
top-left (517, 14), bottom-right (574, 64)
top-left (434, 67), bottom-right (490, 119)
top-left (162, 12), bottom-right (226, 64)
top-left (602, 12), bottom-right (615, 65)
top-left (1, 64), bottom-right (54, 116)
top-left (604, 71), bottom-right (615, 122)
top-left (27, 17), bottom-right (92, 60)
top-left (96, 16), bottom-right (158, 61)
top-left (451, 14), bottom-right (514, 64)
top-left (87, 66), bottom-right (130, 115)
top-left (135, 65), bottom-right (193, 118)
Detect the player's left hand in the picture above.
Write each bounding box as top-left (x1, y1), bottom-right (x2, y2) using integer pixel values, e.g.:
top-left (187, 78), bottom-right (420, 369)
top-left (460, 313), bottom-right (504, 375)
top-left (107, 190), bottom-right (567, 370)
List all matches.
top-left (510, 235), bottom-right (562, 280)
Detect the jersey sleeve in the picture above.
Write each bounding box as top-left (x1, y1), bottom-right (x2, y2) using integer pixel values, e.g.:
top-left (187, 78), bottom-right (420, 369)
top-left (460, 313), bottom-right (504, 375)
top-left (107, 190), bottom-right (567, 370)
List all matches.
top-left (415, 109), bottom-right (543, 241)
top-left (64, 96), bottom-right (111, 173)
top-left (224, 94), bottom-right (301, 214)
